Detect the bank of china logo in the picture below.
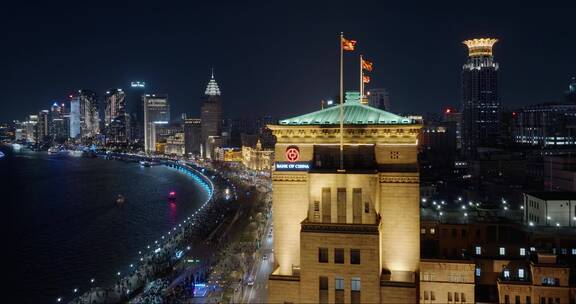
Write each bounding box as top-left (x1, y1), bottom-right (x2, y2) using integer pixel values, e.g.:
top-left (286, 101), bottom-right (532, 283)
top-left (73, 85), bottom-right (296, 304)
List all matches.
top-left (285, 146), bottom-right (300, 162)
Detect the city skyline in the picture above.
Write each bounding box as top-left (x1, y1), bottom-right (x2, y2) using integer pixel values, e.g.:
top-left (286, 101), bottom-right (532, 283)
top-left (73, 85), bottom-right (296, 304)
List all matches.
top-left (2, 4), bottom-right (576, 303)
top-left (1, 4), bottom-right (575, 122)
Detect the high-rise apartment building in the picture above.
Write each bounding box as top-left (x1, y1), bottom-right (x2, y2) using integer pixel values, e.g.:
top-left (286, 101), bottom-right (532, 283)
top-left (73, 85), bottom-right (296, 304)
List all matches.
top-left (461, 38), bottom-right (500, 156)
top-left (267, 95), bottom-right (422, 303)
top-left (200, 73), bottom-right (222, 159)
top-left (104, 88), bottom-right (129, 144)
top-left (143, 94), bottom-right (170, 153)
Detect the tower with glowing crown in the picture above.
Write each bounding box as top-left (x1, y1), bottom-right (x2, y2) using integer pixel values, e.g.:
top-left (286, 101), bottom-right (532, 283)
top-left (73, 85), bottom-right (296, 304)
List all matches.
top-left (461, 38), bottom-right (500, 156)
top-left (200, 71), bottom-right (222, 159)
top-left (267, 92), bottom-right (421, 303)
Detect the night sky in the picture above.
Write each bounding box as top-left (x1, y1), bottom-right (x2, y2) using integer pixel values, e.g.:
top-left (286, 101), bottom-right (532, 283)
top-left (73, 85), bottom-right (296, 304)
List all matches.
top-left (1, 3), bottom-right (574, 122)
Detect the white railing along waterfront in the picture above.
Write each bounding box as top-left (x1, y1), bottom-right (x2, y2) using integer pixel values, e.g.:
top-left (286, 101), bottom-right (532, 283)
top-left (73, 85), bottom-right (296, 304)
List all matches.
top-left (60, 158), bottom-right (225, 304)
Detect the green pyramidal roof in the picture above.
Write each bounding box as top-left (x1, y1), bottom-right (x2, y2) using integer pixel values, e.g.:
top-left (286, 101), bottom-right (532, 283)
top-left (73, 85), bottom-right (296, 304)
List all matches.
top-left (279, 102), bottom-right (413, 125)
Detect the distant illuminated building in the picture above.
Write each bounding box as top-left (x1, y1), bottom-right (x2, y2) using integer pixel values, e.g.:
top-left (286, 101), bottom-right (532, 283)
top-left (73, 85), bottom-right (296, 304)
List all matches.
top-left (128, 81), bottom-right (146, 143)
top-left (443, 107), bottom-right (462, 149)
top-left (184, 118), bottom-right (202, 156)
top-left (143, 94), bottom-right (170, 153)
top-left (69, 96), bottom-right (81, 139)
top-left (366, 88), bottom-right (391, 111)
top-left (104, 88), bottom-right (129, 144)
top-left (201, 72), bottom-right (222, 159)
top-left (214, 147), bottom-right (243, 162)
top-left (37, 110), bottom-right (49, 143)
top-left (78, 89), bottom-right (100, 139)
top-left (24, 114), bottom-right (38, 143)
top-left (512, 103), bottom-right (576, 146)
top-left (165, 132), bottom-right (185, 156)
top-left (461, 38), bottom-right (500, 156)
top-left (241, 139), bottom-right (274, 171)
top-left (50, 102), bottom-right (68, 141)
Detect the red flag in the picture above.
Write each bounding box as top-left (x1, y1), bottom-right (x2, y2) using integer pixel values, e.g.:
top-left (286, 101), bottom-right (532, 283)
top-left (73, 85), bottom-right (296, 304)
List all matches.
top-left (363, 75), bottom-right (370, 83)
top-left (342, 37), bottom-right (356, 51)
top-left (362, 59), bottom-right (373, 71)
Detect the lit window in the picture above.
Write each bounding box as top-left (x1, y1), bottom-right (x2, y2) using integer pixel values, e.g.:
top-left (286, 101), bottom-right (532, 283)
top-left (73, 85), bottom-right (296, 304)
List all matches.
top-left (572, 248), bottom-right (576, 255)
top-left (475, 246), bottom-right (482, 255)
top-left (499, 247), bottom-right (506, 256)
top-left (520, 248), bottom-right (526, 256)
top-left (351, 277), bottom-right (361, 291)
top-left (518, 268), bottom-right (525, 279)
top-left (530, 247), bottom-right (536, 252)
top-left (503, 269), bottom-right (510, 278)
top-left (421, 228), bottom-right (426, 234)
top-left (430, 228), bottom-right (436, 235)
top-left (335, 277), bottom-right (344, 290)
top-left (475, 267), bottom-right (481, 277)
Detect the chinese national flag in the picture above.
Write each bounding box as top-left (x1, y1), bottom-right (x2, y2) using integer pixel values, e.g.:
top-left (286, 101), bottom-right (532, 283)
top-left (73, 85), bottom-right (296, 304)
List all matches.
top-left (363, 75), bottom-right (371, 83)
top-left (362, 59), bottom-right (373, 71)
top-left (342, 37), bottom-right (356, 51)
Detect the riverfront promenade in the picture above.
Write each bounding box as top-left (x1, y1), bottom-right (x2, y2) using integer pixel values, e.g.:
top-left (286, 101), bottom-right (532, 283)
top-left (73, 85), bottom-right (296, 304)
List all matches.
top-left (66, 160), bottom-right (222, 304)
top-left (65, 158), bottom-right (272, 304)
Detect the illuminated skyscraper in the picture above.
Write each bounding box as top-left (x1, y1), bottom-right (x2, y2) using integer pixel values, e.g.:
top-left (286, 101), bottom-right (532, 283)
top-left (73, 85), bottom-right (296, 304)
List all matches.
top-left (69, 96), bottom-right (81, 139)
top-left (184, 118), bottom-right (202, 156)
top-left (104, 88), bottom-right (129, 144)
top-left (143, 94), bottom-right (170, 153)
top-left (50, 102), bottom-right (68, 141)
top-left (461, 38), bottom-right (500, 156)
top-left (200, 72), bottom-right (222, 159)
top-left (77, 89), bottom-right (100, 139)
top-left (128, 81), bottom-right (146, 143)
top-left (37, 110), bottom-right (50, 143)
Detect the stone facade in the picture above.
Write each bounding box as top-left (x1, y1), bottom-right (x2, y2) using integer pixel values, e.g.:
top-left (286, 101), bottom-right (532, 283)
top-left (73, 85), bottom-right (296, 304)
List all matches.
top-left (267, 116), bottom-right (421, 303)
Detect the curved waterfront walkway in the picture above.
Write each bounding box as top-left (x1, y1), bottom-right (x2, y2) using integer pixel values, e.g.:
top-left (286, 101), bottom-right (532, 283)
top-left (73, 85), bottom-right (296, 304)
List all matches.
top-left (64, 160), bottom-right (227, 304)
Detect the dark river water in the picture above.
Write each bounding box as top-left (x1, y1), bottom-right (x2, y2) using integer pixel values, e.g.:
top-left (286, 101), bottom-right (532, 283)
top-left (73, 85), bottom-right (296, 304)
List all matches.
top-left (0, 146), bottom-right (209, 303)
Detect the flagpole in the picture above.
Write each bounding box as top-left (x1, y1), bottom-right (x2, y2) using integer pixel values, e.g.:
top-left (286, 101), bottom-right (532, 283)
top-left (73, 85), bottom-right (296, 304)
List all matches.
top-left (339, 32), bottom-right (344, 171)
top-left (360, 54), bottom-right (364, 104)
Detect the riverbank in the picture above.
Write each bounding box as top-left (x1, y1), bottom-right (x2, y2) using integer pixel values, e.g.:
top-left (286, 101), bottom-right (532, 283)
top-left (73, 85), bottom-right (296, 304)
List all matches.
top-left (68, 161), bottom-right (222, 303)
top-left (1, 149), bottom-right (212, 303)
top-left (66, 158), bottom-right (273, 304)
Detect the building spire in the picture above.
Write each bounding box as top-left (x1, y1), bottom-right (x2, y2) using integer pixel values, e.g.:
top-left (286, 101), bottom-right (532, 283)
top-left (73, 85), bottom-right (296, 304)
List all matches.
top-left (205, 70), bottom-right (221, 96)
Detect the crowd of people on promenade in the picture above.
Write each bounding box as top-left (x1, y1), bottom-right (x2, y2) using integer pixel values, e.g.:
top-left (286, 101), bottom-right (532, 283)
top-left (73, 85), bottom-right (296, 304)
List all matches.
top-left (68, 161), bottom-right (235, 303)
top-left (66, 159), bottom-right (272, 304)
